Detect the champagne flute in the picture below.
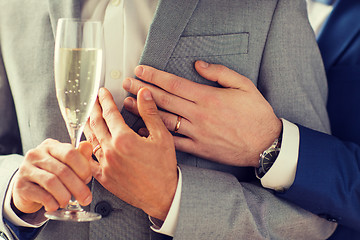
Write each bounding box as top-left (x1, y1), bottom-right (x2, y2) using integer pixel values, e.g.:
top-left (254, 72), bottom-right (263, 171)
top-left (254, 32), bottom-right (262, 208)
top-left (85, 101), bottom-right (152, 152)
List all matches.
top-left (45, 18), bottom-right (102, 222)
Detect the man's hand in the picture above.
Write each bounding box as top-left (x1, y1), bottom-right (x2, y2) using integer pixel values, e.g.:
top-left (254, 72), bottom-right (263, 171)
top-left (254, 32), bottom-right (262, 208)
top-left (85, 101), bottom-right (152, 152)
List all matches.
top-left (12, 140), bottom-right (93, 214)
top-left (85, 87), bottom-right (178, 221)
top-left (122, 61), bottom-right (282, 167)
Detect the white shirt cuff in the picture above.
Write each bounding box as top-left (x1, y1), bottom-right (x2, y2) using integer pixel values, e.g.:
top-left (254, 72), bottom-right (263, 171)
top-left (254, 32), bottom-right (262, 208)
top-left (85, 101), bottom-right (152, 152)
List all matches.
top-left (261, 118), bottom-right (300, 192)
top-left (3, 172), bottom-right (48, 228)
top-left (150, 167), bottom-right (182, 237)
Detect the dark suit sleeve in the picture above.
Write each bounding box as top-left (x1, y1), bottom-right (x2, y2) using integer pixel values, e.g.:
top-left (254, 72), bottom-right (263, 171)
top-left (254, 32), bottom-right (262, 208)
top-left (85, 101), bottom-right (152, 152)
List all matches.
top-left (278, 124), bottom-right (360, 231)
top-left (3, 218), bottom-right (40, 240)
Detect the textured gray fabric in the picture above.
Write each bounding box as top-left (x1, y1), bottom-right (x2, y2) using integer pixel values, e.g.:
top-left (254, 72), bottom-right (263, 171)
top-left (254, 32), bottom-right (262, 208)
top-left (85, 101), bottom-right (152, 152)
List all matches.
top-left (0, 0), bottom-right (336, 239)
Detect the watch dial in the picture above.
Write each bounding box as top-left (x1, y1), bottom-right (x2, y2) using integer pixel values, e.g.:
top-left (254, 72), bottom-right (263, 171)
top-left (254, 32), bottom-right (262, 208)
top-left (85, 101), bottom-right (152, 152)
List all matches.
top-left (262, 150), bottom-right (280, 172)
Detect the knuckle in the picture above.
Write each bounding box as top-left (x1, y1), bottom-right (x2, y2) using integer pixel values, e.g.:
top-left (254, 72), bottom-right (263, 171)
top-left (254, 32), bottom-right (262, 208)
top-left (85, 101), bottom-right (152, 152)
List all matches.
top-left (63, 148), bottom-right (78, 163)
top-left (43, 174), bottom-right (58, 189)
top-left (102, 106), bottom-right (116, 119)
top-left (133, 81), bottom-right (145, 93)
top-left (90, 117), bottom-right (98, 129)
top-left (168, 78), bottom-right (182, 92)
top-left (217, 64), bottom-right (228, 76)
top-left (159, 94), bottom-right (171, 107)
top-left (42, 138), bottom-right (56, 146)
top-left (145, 68), bottom-right (156, 83)
top-left (86, 132), bottom-right (97, 144)
top-left (56, 165), bottom-right (72, 179)
top-left (41, 193), bottom-right (55, 205)
top-left (24, 149), bottom-right (40, 161)
top-left (163, 116), bottom-right (175, 130)
top-left (143, 106), bottom-right (158, 116)
top-left (90, 112), bottom-right (103, 128)
top-left (98, 90), bottom-right (110, 103)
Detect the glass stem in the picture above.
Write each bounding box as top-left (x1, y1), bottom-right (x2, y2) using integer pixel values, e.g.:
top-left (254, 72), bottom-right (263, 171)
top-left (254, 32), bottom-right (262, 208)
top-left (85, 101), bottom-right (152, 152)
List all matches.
top-left (69, 125), bottom-right (84, 148)
top-left (66, 125), bottom-right (85, 212)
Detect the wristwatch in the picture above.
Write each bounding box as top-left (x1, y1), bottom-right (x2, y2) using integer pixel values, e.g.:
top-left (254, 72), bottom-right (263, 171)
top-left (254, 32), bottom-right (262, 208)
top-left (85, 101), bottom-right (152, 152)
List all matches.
top-left (255, 135), bottom-right (282, 179)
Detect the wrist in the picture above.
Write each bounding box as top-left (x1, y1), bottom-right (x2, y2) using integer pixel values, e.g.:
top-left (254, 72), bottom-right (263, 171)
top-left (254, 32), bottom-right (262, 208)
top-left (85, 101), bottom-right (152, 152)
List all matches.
top-left (149, 169), bottom-right (178, 221)
top-left (255, 120), bottom-right (283, 179)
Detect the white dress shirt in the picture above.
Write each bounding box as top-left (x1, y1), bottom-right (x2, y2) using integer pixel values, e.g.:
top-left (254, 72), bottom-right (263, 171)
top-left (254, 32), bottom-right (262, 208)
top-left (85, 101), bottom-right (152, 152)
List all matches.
top-left (3, 0), bottom-right (334, 237)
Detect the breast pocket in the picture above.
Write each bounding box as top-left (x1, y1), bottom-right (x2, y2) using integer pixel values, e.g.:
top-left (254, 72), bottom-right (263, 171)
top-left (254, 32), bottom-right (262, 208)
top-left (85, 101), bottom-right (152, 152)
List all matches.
top-left (166, 33), bottom-right (249, 85)
top-left (171, 32), bottom-right (249, 58)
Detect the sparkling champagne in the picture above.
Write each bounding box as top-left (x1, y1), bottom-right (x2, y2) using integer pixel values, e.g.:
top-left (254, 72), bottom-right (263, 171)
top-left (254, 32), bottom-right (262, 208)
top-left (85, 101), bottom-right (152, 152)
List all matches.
top-left (55, 48), bottom-right (102, 130)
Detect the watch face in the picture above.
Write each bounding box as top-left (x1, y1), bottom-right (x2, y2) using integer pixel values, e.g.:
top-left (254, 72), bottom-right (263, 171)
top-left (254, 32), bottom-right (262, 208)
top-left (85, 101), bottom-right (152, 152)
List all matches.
top-left (262, 149), bottom-right (280, 172)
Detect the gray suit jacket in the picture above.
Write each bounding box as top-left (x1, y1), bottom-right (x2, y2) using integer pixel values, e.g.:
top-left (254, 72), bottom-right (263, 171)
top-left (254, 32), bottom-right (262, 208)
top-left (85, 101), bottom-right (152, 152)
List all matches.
top-left (0, 0), bottom-right (336, 239)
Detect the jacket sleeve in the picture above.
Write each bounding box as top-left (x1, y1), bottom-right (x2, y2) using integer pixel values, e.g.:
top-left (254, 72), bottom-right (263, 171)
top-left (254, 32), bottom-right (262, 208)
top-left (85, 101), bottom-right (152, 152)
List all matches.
top-left (278, 124), bottom-right (360, 232)
top-left (0, 43), bottom-right (29, 240)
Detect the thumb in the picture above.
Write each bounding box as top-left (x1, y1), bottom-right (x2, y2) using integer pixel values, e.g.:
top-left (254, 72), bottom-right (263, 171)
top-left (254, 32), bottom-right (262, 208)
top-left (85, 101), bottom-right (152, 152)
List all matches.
top-left (195, 60), bottom-right (254, 90)
top-left (137, 88), bottom-right (167, 137)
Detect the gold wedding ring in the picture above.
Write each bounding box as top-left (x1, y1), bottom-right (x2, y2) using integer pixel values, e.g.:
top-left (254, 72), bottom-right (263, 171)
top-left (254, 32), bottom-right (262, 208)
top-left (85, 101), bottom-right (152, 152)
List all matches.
top-left (93, 144), bottom-right (102, 155)
top-left (174, 115), bottom-right (182, 133)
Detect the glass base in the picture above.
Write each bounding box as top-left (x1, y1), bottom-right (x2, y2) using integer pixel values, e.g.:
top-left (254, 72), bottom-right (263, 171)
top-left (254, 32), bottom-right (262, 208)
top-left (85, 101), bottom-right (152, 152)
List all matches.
top-left (45, 209), bottom-right (101, 222)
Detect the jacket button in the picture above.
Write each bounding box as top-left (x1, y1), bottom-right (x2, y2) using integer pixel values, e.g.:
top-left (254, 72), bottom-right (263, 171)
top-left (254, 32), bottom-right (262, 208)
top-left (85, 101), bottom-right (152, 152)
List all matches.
top-left (95, 201), bottom-right (113, 217)
top-left (0, 232), bottom-right (9, 240)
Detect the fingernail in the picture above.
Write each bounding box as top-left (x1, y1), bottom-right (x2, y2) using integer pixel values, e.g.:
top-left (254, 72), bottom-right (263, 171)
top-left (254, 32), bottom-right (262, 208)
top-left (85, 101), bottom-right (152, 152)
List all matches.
top-left (123, 98), bottom-right (134, 109)
top-left (84, 195), bottom-right (92, 206)
top-left (99, 87), bottom-right (105, 96)
top-left (123, 78), bottom-right (132, 91)
top-left (198, 60), bottom-right (209, 68)
top-left (142, 88), bottom-right (153, 101)
top-left (135, 66), bottom-right (144, 77)
top-left (85, 176), bottom-right (92, 184)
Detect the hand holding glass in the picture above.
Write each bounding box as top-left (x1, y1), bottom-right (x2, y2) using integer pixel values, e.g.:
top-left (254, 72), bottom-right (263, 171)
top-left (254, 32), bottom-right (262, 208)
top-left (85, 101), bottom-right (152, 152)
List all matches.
top-left (45, 18), bottom-right (102, 222)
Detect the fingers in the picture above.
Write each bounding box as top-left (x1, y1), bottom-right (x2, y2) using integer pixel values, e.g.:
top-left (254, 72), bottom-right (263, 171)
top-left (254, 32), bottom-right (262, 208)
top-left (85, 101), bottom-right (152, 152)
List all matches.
top-left (132, 65), bottom-right (205, 102)
top-left (123, 77), bottom-right (194, 118)
top-left (194, 60), bottom-right (255, 90)
top-left (78, 141), bottom-right (93, 163)
top-left (33, 144), bottom-right (93, 206)
top-left (124, 97), bottom-right (192, 136)
top-left (45, 139), bottom-right (91, 183)
top-left (89, 95), bottom-right (111, 144)
top-left (137, 88), bottom-right (170, 139)
top-left (173, 136), bottom-right (197, 156)
top-left (13, 180), bottom-right (59, 212)
top-left (84, 119), bottom-right (100, 148)
top-left (97, 88), bottom-right (131, 138)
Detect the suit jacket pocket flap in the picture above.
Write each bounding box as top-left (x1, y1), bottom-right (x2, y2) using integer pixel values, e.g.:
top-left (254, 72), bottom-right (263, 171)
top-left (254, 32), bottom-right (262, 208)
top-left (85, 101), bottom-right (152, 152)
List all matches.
top-left (171, 32), bottom-right (249, 58)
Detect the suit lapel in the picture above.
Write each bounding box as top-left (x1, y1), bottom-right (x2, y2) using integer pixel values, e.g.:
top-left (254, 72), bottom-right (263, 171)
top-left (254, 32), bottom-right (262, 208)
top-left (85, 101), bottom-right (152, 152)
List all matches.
top-left (138, 0), bottom-right (199, 69)
top-left (48, 0), bottom-right (81, 38)
top-left (317, 0), bottom-right (360, 71)
top-left (122, 0), bottom-right (200, 127)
